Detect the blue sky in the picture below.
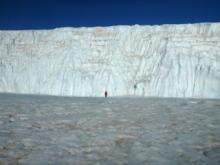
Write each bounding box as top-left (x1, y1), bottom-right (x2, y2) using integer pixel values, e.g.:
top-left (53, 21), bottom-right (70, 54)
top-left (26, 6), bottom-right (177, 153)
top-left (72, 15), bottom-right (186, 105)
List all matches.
top-left (0, 0), bottom-right (220, 29)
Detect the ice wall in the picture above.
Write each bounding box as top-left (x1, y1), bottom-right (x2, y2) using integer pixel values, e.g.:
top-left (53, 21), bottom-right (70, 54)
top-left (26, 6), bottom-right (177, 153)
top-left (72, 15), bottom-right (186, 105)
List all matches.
top-left (0, 23), bottom-right (220, 98)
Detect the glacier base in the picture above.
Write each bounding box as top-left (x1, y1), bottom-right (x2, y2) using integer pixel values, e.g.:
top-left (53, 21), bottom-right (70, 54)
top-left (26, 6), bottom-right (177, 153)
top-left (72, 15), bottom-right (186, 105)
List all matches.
top-left (0, 94), bottom-right (220, 164)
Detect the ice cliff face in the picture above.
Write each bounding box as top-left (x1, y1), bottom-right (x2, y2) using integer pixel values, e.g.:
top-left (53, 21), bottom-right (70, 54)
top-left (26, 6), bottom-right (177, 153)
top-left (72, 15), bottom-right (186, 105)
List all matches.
top-left (0, 23), bottom-right (220, 98)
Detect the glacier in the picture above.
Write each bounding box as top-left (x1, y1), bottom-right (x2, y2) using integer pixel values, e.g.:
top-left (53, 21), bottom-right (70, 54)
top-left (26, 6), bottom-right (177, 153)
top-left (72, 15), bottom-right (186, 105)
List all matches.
top-left (0, 23), bottom-right (220, 98)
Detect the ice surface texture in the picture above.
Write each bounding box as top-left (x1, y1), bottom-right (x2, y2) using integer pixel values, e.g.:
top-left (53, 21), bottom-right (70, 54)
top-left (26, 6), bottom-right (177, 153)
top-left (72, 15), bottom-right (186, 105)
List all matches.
top-left (0, 94), bottom-right (220, 164)
top-left (0, 23), bottom-right (220, 97)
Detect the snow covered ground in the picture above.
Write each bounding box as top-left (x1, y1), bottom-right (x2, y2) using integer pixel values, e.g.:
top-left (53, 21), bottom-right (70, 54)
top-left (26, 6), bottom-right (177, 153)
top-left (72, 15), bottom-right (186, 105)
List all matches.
top-left (0, 93), bottom-right (219, 164)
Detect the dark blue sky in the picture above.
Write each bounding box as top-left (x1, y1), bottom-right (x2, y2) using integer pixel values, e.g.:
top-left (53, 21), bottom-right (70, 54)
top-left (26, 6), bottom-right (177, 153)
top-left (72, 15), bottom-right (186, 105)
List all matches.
top-left (0, 0), bottom-right (220, 29)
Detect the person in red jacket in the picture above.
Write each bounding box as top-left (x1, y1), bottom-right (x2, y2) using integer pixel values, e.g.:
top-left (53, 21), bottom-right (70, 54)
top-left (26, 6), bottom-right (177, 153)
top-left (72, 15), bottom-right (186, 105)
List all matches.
top-left (104, 90), bottom-right (108, 98)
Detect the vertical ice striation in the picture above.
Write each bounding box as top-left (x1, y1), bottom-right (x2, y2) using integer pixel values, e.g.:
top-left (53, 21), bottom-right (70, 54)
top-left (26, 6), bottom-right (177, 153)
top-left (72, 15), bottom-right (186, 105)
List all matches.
top-left (0, 23), bottom-right (220, 98)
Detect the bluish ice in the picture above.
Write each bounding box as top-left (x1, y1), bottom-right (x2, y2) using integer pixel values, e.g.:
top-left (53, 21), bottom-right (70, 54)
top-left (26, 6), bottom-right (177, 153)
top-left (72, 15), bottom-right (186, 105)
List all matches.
top-left (0, 93), bottom-right (219, 164)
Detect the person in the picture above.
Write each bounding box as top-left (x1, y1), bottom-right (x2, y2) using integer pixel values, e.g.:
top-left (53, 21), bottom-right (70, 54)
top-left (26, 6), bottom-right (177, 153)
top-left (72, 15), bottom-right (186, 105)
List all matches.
top-left (105, 90), bottom-right (108, 98)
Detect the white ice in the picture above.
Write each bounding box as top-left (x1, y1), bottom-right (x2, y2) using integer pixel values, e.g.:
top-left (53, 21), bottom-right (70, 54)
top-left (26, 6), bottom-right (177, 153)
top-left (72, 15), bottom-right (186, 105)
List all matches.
top-left (0, 23), bottom-right (220, 98)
